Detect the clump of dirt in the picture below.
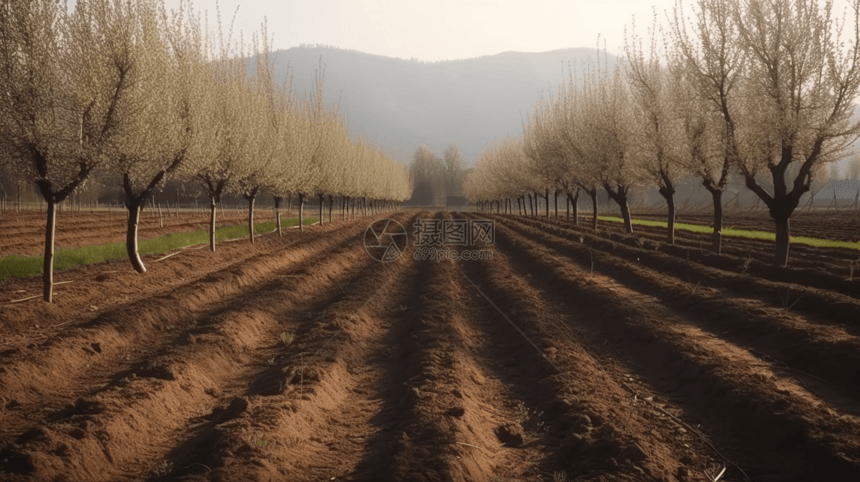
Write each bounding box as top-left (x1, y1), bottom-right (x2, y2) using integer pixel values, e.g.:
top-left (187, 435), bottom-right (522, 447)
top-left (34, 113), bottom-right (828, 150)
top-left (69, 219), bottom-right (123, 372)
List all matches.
top-left (495, 423), bottom-right (525, 447)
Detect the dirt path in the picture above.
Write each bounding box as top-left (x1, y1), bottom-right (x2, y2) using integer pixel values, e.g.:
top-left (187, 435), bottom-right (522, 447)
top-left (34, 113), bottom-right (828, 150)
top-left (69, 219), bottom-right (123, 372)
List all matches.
top-left (0, 210), bottom-right (271, 257)
top-left (633, 210), bottom-right (860, 244)
top-left (494, 215), bottom-right (860, 405)
top-left (185, 213), bottom-right (428, 481)
top-left (0, 212), bottom-right (412, 481)
top-left (453, 212), bottom-right (718, 481)
top-left (3, 209), bottom-right (860, 481)
top-left (533, 211), bottom-right (860, 279)
top-left (510, 216), bottom-right (860, 306)
top-left (484, 213), bottom-right (860, 480)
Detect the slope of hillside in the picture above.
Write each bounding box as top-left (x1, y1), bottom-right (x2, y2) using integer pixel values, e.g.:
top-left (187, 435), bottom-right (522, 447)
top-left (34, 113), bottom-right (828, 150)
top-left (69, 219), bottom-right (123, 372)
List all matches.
top-left (252, 46), bottom-right (617, 165)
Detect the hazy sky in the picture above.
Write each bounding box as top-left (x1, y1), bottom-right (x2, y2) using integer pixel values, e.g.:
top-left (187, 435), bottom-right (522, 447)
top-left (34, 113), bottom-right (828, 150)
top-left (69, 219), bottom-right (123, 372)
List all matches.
top-left (164, 0), bottom-right (693, 61)
top-left (61, 0), bottom-right (858, 61)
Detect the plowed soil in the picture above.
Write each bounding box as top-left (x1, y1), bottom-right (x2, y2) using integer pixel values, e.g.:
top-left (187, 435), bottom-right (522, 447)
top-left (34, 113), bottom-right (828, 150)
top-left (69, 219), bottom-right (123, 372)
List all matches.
top-left (635, 210), bottom-right (860, 244)
top-left (0, 208), bottom-right (293, 257)
top-left (2, 210), bottom-right (860, 481)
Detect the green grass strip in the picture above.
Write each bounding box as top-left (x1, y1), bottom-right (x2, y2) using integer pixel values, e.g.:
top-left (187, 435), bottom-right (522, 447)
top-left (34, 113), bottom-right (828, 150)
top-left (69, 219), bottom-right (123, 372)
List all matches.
top-left (597, 215), bottom-right (860, 251)
top-left (0, 217), bottom-right (317, 281)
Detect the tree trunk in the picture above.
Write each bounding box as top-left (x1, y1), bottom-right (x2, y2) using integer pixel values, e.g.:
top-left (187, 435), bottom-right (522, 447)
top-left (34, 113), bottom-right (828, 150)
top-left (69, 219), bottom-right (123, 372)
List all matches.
top-left (42, 198), bottom-right (56, 302)
top-left (545, 188), bottom-right (550, 218)
top-left (619, 197), bottom-right (634, 234)
top-left (244, 192), bottom-right (257, 243)
top-left (566, 194), bottom-right (570, 221)
top-left (569, 189), bottom-right (580, 227)
top-left (554, 190), bottom-right (559, 218)
top-left (328, 195), bottom-right (334, 223)
top-left (318, 194), bottom-right (325, 226)
top-left (125, 199), bottom-right (146, 273)
top-left (274, 197), bottom-right (283, 236)
top-left (658, 184), bottom-right (676, 245)
top-left (774, 216), bottom-right (790, 267)
top-left (590, 189), bottom-right (598, 230)
top-left (605, 185), bottom-right (633, 234)
top-left (744, 165), bottom-right (805, 267)
top-left (708, 188), bottom-right (723, 254)
top-left (209, 197), bottom-right (217, 251)
top-left (666, 194), bottom-right (675, 245)
top-left (299, 193), bottom-right (305, 233)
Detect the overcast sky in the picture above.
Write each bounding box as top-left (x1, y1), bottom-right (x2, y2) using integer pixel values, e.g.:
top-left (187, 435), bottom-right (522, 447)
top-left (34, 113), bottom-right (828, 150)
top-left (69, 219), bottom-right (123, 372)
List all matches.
top-left (61, 0), bottom-right (858, 61)
top-left (161, 0), bottom-right (701, 61)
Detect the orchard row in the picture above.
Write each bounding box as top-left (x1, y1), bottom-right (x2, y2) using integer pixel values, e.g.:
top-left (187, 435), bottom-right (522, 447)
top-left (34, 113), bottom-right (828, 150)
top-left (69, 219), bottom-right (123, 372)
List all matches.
top-left (0, 0), bottom-right (413, 301)
top-left (464, 0), bottom-right (860, 268)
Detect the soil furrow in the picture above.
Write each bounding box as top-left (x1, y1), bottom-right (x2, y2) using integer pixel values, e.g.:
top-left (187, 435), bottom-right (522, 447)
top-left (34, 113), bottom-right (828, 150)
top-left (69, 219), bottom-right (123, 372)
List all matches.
top-left (168, 213), bottom-right (425, 481)
top-left (513, 214), bottom-right (860, 299)
top-left (0, 214), bottom-right (415, 481)
top-left (489, 216), bottom-right (860, 480)
top-left (348, 212), bottom-right (513, 482)
top-left (2, 220), bottom-right (326, 330)
top-left (496, 215), bottom-right (860, 409)
top-left (504, 214), bottom-right (860, 330)
top-left (456, 212), bottom-right (721, 481)
top-left (528, 216), bottom-right (860, 298)
top-left (0, 211), bottom-right (272, 256)
top-left (0, 215), bottom-right (410, 454)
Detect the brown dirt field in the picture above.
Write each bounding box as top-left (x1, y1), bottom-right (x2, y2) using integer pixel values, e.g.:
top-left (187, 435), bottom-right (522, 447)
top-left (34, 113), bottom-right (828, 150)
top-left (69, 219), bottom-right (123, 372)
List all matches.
top-left (528, 213), bottom-right (860, 298)
top-left (0, 208), bottom-right (297, 257)
top-left (1, 210), bottom-right (859, 481)
top-left (635, 210), bottom-right (860, 244)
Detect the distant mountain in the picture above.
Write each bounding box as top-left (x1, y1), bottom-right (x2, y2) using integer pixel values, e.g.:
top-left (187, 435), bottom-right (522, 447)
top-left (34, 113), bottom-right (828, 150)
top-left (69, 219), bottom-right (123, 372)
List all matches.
top-left (249, 47), bottom-right (617, 166)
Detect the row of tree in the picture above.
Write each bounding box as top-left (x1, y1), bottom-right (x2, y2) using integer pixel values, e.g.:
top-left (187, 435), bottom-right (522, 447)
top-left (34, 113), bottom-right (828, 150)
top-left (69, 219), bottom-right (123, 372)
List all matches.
top-left (0, 0), bottom-right (412, 302)
top-left (408, 143), bottom-right (466, 205)
top-left (464, 0), bottom-right (860, 267)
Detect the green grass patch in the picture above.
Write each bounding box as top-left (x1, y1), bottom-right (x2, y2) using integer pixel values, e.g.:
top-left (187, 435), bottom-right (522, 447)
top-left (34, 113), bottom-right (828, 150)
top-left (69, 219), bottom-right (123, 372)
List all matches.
top-left (598, 215), bottom-right (860, 251)
top-left (0, 217), bottom-right (317, 281)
